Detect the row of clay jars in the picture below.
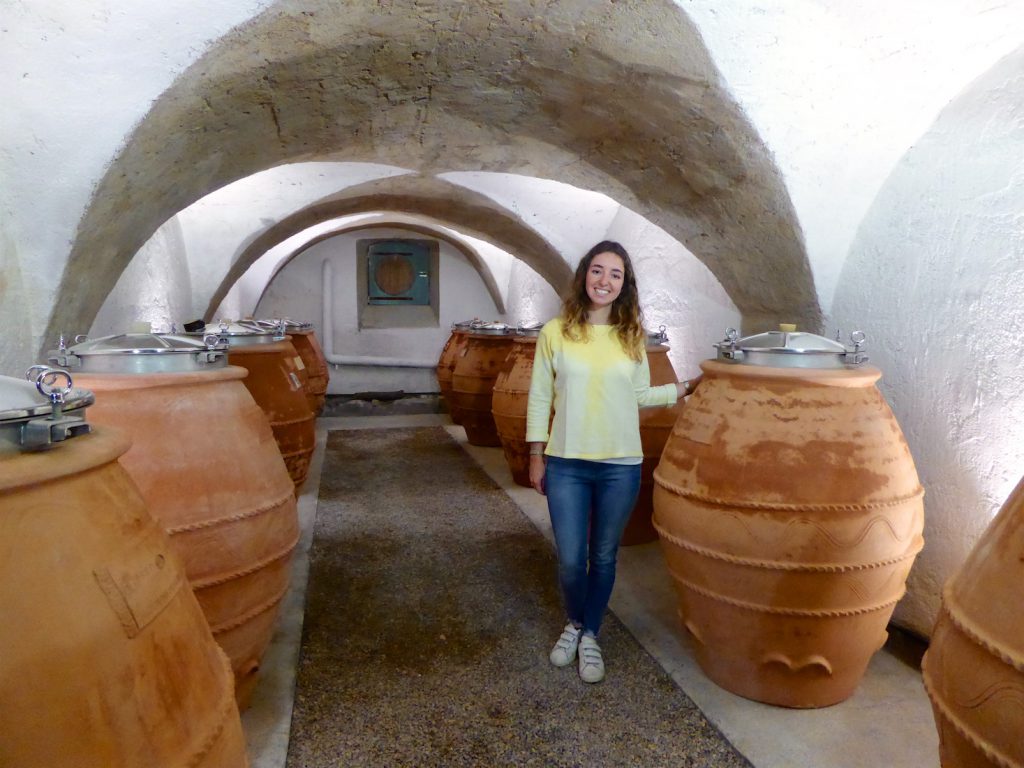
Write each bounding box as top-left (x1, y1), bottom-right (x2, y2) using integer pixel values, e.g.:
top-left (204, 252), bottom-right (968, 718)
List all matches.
top-left (0, 424), bottom-right (248, 767)
top-left (922, 474), bottom-right (1024, 768)
top-left (450, 330), bottom-right (516, 447)
top-left (74, 365), bottom-right (299, 709)
top-left (653, 360), bottom-right (924, 708)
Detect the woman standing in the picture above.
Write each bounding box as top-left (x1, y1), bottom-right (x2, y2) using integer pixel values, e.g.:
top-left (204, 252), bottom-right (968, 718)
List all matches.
top-left (526, 241), bottom-right (699, 684)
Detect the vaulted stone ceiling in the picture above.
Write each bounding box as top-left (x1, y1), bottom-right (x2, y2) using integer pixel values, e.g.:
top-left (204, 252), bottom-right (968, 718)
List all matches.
top-left (44, 0), bottom-right (820, 353)
top-left (203, 175), bottom-right (573, 318)
top-left (240, 215), bottom-right (520, 317)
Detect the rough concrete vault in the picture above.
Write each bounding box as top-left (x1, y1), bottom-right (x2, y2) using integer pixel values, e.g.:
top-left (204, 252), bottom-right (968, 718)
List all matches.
top-left (44, 0), bottom-right (821, 355)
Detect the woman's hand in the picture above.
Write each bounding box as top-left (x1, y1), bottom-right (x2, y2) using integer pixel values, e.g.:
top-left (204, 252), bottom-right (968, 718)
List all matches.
top-left (675, 373), bottom-right (704, 399)
top-left (529, 454), bottom-right (546, 495)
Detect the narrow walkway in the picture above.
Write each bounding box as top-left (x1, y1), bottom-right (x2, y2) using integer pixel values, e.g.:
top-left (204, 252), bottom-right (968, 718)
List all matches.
top-left (242, 414), bottom-right (940, 768)
top-left (285, 425), bottom-right (749, 767)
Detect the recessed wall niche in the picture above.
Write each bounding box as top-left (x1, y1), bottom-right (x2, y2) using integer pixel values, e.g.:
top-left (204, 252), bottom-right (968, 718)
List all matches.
top-left (356, 238), bottom-right (440, 329)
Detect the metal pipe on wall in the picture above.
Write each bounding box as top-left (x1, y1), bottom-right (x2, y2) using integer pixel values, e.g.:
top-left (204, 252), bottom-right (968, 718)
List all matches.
top-left (321, 259), bottom-right (436, 369)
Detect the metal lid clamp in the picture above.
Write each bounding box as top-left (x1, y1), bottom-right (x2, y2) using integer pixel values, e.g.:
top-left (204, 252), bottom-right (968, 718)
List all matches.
top-left (21, 366), bottom-right (92, 449)
top-left (49, 338), bottom-right (82, 369)
top-left (717, 327), bottom-right (742, 361)
top-left (648, 324), bottom-right (669, 345)
top-left (844, 331), bottom-right (869, 366)
top-left (199, 334), bottom-right (226, 363)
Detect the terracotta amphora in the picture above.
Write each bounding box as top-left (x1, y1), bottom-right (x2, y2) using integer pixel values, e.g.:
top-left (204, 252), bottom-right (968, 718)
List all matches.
top-left (653, 328), bottom-right (924, 707)
top-left (247, 318), bottom-right (329, 415)
top-left (451, 323), bottom-right (515, 447)
top-left (437, 320), bottom-right (475, 425)
top-left (223, 334), bottom-right (315, 493)
top-left (625, 337), bottom-right (685, 545)
top-left (285, 324), bottom-right (330, 414)
top-left (922, 474), bottom-right (1024, 767)
top-left (0, 371), bottom-right (248, 767)
top-left (491, 331), bottom-right (540, 487)
top-left (51, 334), bottom-right (300, 708)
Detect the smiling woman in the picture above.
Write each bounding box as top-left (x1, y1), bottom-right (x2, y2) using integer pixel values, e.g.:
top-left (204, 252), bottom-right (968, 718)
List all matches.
top-left (525, 240), bottom-right (702, 684)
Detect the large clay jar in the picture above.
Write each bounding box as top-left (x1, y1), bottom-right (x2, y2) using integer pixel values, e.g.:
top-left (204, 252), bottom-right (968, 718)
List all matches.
top-left (653, 327), bottom-right (924, 708)
top-left (437, 320), bottom-right (475, 425)
top-left (624, 330), bottom-right (686, 545)
top-left (193, 322), bottom-right (316, 493)
top-left (53, 333), bottom-right (300, 708)
top-left (491, 327), bottom-right (541, 487)
top-left (451, 322), bottom-right (515, 447)
top-left (0, 370), bottom-right (248, 767)
top-left (279, 320), bottom-right (330, 414)
top-left (922, 475), bottom-right (1024, 767)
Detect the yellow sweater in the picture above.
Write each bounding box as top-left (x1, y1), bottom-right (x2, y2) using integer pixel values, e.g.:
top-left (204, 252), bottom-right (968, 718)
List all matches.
top-left (526, 318), bottom-right (678, 460)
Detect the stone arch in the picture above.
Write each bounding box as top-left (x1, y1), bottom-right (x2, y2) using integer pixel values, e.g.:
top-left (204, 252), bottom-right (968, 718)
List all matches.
top-left (203, 175), bottom-right (572, 318)
top-left (236, 216), bottom-right (527, 319)
top-left (44, 0), bottom-right (820, 355)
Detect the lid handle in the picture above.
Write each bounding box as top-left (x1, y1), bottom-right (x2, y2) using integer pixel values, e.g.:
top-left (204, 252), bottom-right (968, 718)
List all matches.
top-left (844, 330), bottom-right (869, 365)
top-left (25, 364), bottom-right (51, 384)
top-left (19, 366), bottom-right (92, 449)
top-left (32, 366), bottom-right (74, 408)
top-left (718, 327), bottom-right (743, 361)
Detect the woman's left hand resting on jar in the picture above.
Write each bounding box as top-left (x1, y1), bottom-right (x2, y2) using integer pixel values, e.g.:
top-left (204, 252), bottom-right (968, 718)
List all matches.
top-left (674, 373), bottom-right (704, 400)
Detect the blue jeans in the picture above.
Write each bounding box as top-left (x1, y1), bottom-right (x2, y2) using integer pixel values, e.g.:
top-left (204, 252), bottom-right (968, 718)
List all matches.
top-left (544, 456), bottom-right (642, 637)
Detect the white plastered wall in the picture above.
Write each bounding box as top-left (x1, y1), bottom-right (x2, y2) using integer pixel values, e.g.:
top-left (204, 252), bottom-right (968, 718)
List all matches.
top-left (832, 47), bottom-right (1024, 636)
top-left (0, 0), bottom-right (276, 367)
top-left (682, 0), bottom-right (1024, 319)
top-left (505, 258), bottom-right (562, 329)
top-left (255, 227), bottom-right (508, 393)
top-left (90, 218), bottom-right (193, 336)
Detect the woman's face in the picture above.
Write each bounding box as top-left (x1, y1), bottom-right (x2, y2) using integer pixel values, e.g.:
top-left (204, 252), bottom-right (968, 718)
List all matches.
top-left (585, 251), bottom-right (625, 311)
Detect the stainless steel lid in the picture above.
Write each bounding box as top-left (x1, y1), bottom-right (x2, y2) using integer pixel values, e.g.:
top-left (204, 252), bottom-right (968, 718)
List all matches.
top-left (249, 317), bottom-right (313, 331)
top-left (49, 333), bottom-right (228, 374)
top-left (515, 322), bottom-right (544, 338)
top-left (184, 320), bottom-right (284, 347)
top-left (714, 325), bottom-right (868, 369)
top-left (0, 367), bottom-right (93, 451)
top-left (468, 320), bottom-right (512, 336)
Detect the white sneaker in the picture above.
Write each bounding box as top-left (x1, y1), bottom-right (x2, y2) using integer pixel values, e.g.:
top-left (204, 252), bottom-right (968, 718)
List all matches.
top-left (578, 635), bottom-right (605, 683)
top-left (549, 622), bottom-right (582, 667)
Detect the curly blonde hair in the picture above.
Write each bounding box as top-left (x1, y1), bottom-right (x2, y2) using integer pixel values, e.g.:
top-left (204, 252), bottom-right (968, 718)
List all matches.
top-left (560, 240), bottom-right (645, 362)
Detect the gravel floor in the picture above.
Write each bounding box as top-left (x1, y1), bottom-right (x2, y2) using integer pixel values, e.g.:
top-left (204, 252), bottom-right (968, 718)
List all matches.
top-left (286, 426), bottom-right (751, 768)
